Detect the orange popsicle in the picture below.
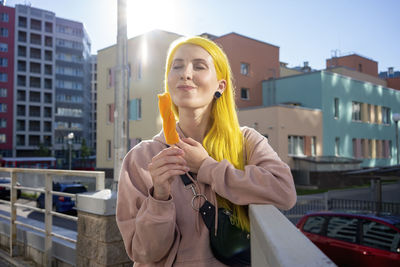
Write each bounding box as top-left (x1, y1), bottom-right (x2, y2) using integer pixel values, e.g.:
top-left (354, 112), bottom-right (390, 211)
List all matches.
top-left (158, 92), bottom-right (179, 145)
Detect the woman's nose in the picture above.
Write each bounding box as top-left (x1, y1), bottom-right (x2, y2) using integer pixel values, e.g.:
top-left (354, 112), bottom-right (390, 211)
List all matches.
top-left (180, 65), bottom-right (192, 80)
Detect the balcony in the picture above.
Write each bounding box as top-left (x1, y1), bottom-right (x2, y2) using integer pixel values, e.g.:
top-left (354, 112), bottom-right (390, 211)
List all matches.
top-left (45, 50), bottom-right (52, 61)
top-left (18, 46), bottom-right (26, 57)
top-left (29, 91), bottom-right (40, 102)
top-left (29, 120), bottom-right (40, 131)
top-left (29, 106), bottom-right (41, 117)
top-left (30, 48), bottom-right (41, 60)
top-left (30, 18), bottom-right (42, 31)
top-left (17, 105), bottom-right (26, 116)
top-left (30, 77), bottom-right (41, 88)
top-left (30, 62), bottom-right (41, 74)
top-left (18, 31), bottom-right (27, 42)
top-left (45, 22), bottom-right (53, 33)
top-left (30, 33), bottom-right (42, 45)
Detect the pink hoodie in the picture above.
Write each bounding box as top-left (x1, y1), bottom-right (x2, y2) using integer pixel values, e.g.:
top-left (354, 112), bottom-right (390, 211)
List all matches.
top-left (116, 126), bottom-right (296, 266)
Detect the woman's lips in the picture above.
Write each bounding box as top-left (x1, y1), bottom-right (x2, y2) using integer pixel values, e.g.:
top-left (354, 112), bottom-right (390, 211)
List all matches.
top-left (177, 85), bottom-right (195, 91)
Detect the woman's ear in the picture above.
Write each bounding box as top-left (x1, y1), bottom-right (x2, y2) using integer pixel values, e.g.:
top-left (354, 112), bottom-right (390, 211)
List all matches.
top-left (218, 79), bottom-right (227, 93)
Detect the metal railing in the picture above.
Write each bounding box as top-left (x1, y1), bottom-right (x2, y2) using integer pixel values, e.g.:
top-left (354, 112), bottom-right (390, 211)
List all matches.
top-left (0, 167), bottom-right (105, 267)
top-left (282, 194), bottom-right (400, 225)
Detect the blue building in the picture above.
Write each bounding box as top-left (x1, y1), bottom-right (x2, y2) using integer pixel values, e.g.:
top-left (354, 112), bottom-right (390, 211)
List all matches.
top-left (263, 70), bottom-right (400, 167)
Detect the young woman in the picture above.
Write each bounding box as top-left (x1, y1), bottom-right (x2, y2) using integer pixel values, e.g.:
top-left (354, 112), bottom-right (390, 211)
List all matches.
top-left (116, 36), bottom-right (296, 266)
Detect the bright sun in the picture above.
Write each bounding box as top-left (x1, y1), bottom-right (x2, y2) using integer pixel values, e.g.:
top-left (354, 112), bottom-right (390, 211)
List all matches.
top-left (126, 0), bottom-right (177, 37)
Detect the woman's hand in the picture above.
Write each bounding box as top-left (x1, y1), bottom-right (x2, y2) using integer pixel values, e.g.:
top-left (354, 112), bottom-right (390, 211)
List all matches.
top-left (176, 137), bottom-right (209, 173)
top-left (148, 147), bottom-right (189, 201)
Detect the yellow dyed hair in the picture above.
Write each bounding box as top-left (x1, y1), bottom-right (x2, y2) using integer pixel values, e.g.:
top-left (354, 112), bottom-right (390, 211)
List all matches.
top-left (164, 36), bottom-right (249, 232)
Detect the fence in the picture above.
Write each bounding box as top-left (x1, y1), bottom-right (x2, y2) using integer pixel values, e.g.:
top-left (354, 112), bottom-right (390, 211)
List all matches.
top-left (0, 167), bottom-right (105, 267)
top-left (282, 194), bottom-right (400, 225)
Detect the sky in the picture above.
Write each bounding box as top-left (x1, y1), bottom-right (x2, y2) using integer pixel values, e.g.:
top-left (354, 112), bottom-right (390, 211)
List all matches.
top-left (5, 0), bottom-right (400, 72)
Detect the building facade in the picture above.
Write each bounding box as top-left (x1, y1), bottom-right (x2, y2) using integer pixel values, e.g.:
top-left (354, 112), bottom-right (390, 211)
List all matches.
top-left (0, 4), bottom-right (14, 157)
top-left (212, 33), bottom-right (280, 109)
top-left (12, 5), bottom-right (56, 157)
top-left (96, 30), bottom-right (181, 170)
top-left (54, 17), bottom-right (91, 165)
top-left (263, 70), bottom-right (400, 167)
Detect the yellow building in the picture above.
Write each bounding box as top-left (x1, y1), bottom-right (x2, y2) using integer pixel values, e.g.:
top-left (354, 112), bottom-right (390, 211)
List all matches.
top-left (96, 30), bottom-right (181, 169)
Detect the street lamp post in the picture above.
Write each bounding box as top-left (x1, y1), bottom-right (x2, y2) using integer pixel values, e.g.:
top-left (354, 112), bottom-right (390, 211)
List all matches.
top-left (393, 113), bottom-right (400, 165)
top-left (67, 132), bottom-right (74, 170)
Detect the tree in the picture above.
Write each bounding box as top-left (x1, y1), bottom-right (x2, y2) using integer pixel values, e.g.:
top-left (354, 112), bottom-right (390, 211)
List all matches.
top-left (81, 139), bottom-right (90, 159)
top-left (37, 143), bottom-right (51, 157)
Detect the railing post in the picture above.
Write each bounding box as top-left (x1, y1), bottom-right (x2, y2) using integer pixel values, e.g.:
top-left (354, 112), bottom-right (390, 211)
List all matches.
top-left (10, 171), bottom-right (17, 257)
top-left (44, 173), bottom-right (52, 267)
top-left (96, 172), bottom-right (105, 191)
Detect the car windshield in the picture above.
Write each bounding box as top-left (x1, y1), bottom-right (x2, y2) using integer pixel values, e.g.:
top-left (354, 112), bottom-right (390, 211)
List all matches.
top-left (64, 186), bottom-right (87, 194)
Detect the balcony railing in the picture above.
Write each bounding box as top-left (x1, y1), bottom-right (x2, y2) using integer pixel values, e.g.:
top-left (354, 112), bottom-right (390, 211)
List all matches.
top-left (0, 167), bottom-right (105, 267)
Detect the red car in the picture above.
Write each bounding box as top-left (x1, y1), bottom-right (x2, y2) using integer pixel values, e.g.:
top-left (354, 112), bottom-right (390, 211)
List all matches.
top-left (297, 211), bottom-right (400, 267)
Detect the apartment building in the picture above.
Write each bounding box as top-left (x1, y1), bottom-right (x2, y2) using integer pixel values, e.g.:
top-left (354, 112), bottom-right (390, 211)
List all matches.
top-left (210, 33), bottom-right (280, 108)
top-left (13, 5), bottom-right (56, 157)
top-left (96, 30), bottom-right (181, 170)
top-left (54, 17), bottom-right (91, 163)
top-left (262, 70), bottom-right (400, 167)
top-left (0, 3), bottom-right (14, 157)
top-left (0, 4), bottom-right (92, 163)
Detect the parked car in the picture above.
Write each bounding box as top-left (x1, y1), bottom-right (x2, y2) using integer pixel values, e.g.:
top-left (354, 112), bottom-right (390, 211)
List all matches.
top-left (297, 211), bottom-right (400, 267)
top-left (0, 177), bottom-right (21, 199)
top-left (36, 182), bottom-right (87, 213)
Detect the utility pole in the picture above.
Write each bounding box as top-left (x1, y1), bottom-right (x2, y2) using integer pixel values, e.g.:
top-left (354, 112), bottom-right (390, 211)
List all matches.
top-left (113, 0), bottom-right (128, 190)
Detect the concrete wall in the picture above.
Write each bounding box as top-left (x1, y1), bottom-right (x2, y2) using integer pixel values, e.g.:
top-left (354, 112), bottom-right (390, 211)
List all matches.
top-left (238, 105), bottom-right (323, 168)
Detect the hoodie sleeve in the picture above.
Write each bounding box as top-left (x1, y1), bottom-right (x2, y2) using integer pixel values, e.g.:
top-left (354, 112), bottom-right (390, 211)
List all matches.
top-left (116, 143), bottom-right (180, 264)
top-left (197, 127), bottom-right (296, 210)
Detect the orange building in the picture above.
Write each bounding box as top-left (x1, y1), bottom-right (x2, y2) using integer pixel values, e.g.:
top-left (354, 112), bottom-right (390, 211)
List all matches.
top-left (326, 54), bottom-right (378, 77)
top-left (206, 33), bottom-right (280, 108)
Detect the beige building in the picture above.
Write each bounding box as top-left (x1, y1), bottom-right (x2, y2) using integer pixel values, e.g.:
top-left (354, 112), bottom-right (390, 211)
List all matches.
top-left (238, 105), bottom-right (323, 168)
top-left (96, 30), bottom-right (181, 169)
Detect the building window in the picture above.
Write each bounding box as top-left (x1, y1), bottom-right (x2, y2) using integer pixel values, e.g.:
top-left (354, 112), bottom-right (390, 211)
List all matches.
top-left (1, 13), bottom-right (9, 22)
top-left (358, 64), bottom-right (362, 72)
top-left (288, 135), bottom-right (304, 156)
top-left (0, 73), bottom-right (7, 82)
top-left (381, 107), bottom-right (390, 124)
top-left (0, 57), bottom-right (7, 67)
top-left (311, 137), bottom-right (316, 156)
top-left (352, 102), bottom-right (361, 121)
top-left (335, 137), bottom-right (340, 156)
top-left (107, 140), bottom-right (112, 160)
top-left (107, 68), bottom-right (114, 88)
top-left (240, 63), bottom-right (249, 76)
top-left (241, 88), bottom-right (249, 100)
top-left (0, 134), bottom-right (6, 144)
top-left (0, 118), bottom-right (6, 128)
top-left (0, 103), bottom-right (6, 112)
top-left (0, 28), bottom-right (8, 37)
top-left (107, 104), bottom-right (114, 123)
top-left (0, 43), bottom-right (7, 52)
top-left (334, 98), bottom-right (339, 119)
top-left (0, 88), bottom-right (6, 97)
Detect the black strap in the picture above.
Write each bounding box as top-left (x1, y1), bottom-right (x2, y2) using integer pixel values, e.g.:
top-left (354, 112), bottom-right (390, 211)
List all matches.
top-left (180, 173), bottom-right (194, 186)
top-left (165, 144), bottom-right (194, 186)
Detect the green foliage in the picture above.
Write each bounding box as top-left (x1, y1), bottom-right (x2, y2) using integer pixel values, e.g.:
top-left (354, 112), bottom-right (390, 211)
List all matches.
top-left (37, 143), bottom-right (51, 156)
top-left (81, 139), bottom-right (90, 159)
